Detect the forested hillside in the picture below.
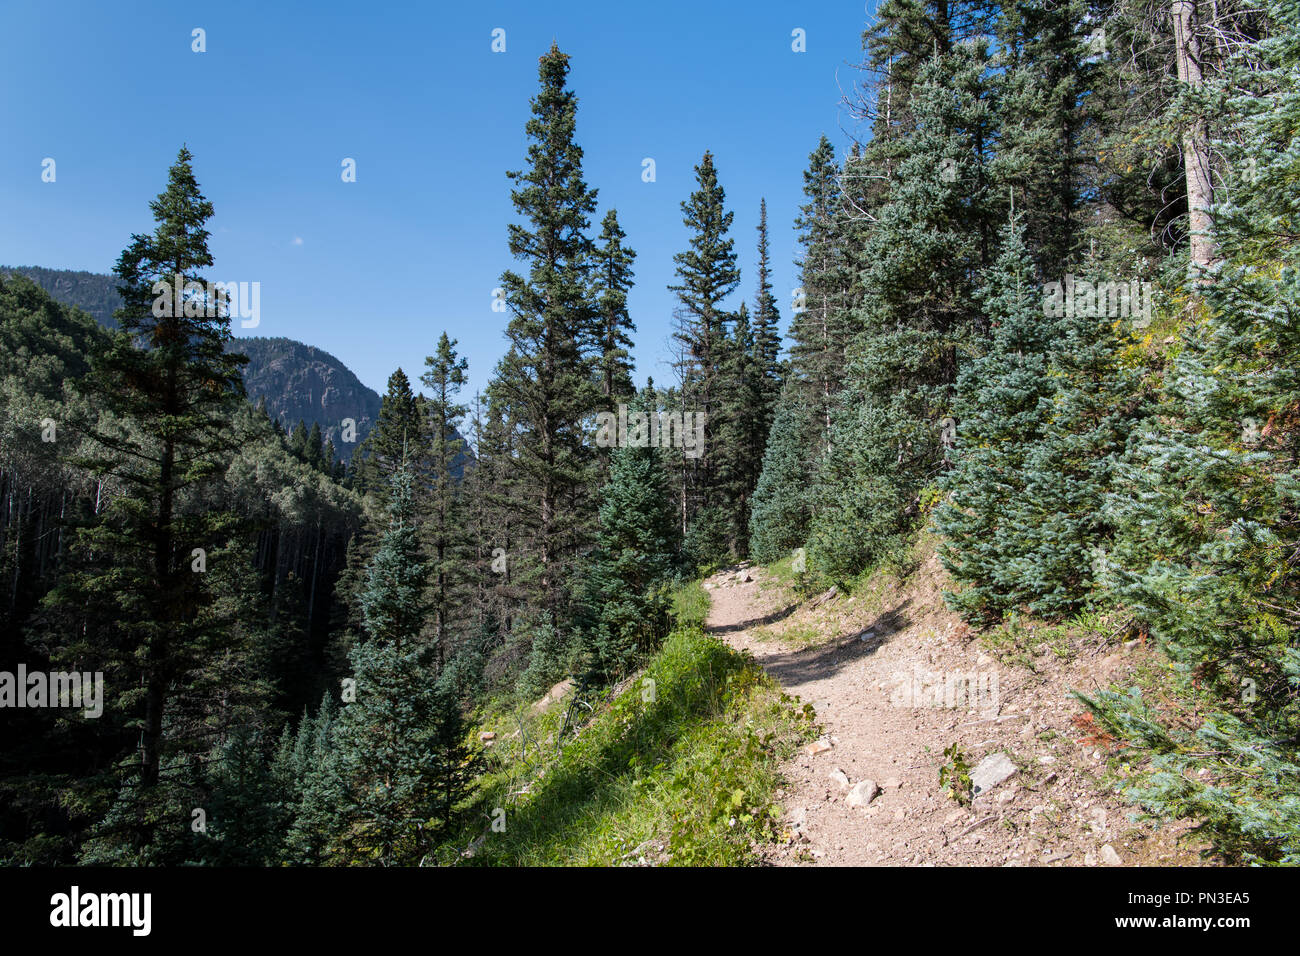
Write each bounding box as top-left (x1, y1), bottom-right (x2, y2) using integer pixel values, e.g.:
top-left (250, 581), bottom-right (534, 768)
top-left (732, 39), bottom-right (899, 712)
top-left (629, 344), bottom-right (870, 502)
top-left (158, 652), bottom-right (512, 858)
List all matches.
top-left (1, 0), bottom-right (1297, 868)
top-left (744, 0), bottom-right (1300, 865)
top-left (1, 266), bottom-right (383, 464)
top-left (235, 337), bottom-right (383, 464)
top-left (0, 265), bottom-right (121, 328)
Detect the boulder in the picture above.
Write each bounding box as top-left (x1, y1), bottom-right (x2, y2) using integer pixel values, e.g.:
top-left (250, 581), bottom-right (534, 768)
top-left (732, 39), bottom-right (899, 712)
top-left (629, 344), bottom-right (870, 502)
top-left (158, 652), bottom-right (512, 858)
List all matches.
top-left (530, 678), bottom-right (575, 715)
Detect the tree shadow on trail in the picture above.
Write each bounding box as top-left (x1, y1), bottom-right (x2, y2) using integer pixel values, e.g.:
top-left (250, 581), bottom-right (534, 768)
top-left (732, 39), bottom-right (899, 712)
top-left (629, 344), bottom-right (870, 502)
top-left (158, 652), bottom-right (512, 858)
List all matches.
top-left (739, 599), bottom-right (914, 689)
top-left (707, 600), bottom-right (800, 635)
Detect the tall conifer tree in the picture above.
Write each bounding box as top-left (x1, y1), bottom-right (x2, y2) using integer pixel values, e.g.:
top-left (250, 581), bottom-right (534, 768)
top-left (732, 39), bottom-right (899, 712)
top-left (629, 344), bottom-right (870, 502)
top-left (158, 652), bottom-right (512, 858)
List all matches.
top-left (593, 208), bottom-right (637, 403)
top-left (51, 146), bottom-right (250, 854)
top-left (490, 43), bottom-right (601, 656)
top-left (420, 333), bottom-right (471, 665)
top-left (669, 151), bottom-right (740, 566)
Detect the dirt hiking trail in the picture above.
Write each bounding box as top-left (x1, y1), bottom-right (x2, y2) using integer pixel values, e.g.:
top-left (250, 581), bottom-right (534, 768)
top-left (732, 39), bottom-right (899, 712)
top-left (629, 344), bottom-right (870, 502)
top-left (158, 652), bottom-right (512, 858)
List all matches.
top-left (704, 551), bottom-right (1207, 867)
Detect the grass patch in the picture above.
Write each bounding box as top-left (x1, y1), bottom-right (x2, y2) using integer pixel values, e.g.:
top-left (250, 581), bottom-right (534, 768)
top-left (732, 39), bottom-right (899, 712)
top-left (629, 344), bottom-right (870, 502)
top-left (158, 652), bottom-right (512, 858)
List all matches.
top-left (752, 621), bottom-right (824, 650)
top-left (445, 624), bottom-right (816, 866)
top-left (670, 578), bottom-right (710, 631)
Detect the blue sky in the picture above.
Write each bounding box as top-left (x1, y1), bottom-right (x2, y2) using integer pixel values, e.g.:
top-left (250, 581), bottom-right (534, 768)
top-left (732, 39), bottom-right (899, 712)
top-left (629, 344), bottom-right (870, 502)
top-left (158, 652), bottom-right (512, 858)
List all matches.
top-left (0, 0), bottom-right (877, 399)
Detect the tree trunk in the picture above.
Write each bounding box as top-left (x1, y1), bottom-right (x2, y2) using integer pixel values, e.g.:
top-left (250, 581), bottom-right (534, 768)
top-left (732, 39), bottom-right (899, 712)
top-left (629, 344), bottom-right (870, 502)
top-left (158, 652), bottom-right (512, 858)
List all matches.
top-left (1172, 0), bottom-right (1220, 280)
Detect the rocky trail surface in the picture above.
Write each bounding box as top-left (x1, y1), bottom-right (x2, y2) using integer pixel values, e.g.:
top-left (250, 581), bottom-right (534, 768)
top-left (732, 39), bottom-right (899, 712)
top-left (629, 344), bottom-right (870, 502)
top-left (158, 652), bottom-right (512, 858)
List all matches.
top-left (704, 553), bottom-right (1207, 867)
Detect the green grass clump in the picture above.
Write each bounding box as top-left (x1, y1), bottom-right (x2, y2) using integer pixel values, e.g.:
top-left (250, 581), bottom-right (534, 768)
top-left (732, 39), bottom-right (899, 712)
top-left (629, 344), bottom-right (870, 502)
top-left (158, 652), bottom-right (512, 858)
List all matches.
top-left (447, 621), bottom-right (816, 866)
top-left (670, 578), bottom-right (710, 631)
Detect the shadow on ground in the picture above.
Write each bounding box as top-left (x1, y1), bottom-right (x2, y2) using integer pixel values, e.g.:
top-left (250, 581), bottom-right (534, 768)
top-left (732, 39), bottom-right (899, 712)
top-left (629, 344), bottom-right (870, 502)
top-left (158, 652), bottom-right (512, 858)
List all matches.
top-left (707, 598), bottom-right (800, 635)
top-left (719, 600), bottom-right (914, 687)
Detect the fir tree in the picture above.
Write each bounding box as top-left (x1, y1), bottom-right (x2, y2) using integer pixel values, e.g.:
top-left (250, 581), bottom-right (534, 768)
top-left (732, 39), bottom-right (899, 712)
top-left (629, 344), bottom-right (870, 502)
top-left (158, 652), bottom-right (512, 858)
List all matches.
top-left (47, 146), bottom-right (250, 851)
top-left (332, 466), bottom-right (468, 863)
top-left (592, 208), bottom-right (637, 403)
top-left (669, 150), bottom-right (741, 567)
top-left (490, 43), bottom-right (602, 641)
top-left (1085, 0), bottom-right (1300, 862)
top-left (420, 332), bottom-right (471, 665)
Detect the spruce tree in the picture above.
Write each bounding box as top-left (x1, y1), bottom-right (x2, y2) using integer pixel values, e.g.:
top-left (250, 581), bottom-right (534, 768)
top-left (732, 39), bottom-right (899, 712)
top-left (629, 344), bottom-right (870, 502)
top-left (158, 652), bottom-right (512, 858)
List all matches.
top-left (1009, 274), bottom-right (1139, 617)
top-left (789, 136), bottom-right (849, 449)
top-left (420, 332), bottom-right (471, 665)
top-left (751, 198), bottom-right (783, 437)
top-left (201, 728), bottom-right (283, 866)
top-left (490, 43), bottom-right (601, 643)
top-left (748, 384), bottom-right (819, 564)
top-left (809, 42), bottom-right (997, 580)
top-left (993, 0), bottom-right (1094, 269)
top-left (935, 217), bottom-right (1055, 621)
top-left (358, 368), bottom-right (424, 499)
top-left (280, 694), bottom-right (345, 865)
top-left (458, 391), bottom-right (516, 664)
top-left (717, 302), bottom-right (764, 554)
top-left (577, 415), bottom-right (678, 680)
top-left (47, 146), bottom-right (249, 851)
top-left (306, 422), bottom-right (325, 473)
top-left (332, 465), bottom-right (466, 863)
top-left (1085, 0), bottom-right (1300, 862)
top-left (669, 150), bottom-right (741, 568)
top-left (289, 419), bottom-right (311, 463)
top-left (592, 208), bottom-right (637, 403)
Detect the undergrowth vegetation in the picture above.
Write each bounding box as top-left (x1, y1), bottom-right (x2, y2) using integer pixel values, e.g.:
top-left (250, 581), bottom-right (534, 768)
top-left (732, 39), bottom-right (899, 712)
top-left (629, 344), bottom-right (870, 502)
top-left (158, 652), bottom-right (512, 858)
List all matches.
top-left (444, 584), bottom-right (817, 866)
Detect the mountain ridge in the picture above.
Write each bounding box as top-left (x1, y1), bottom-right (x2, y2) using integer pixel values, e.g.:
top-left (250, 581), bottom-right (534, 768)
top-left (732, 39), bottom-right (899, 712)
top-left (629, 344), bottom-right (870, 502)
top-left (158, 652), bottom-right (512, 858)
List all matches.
top-left (1, 265), bottom-right (381, 461)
